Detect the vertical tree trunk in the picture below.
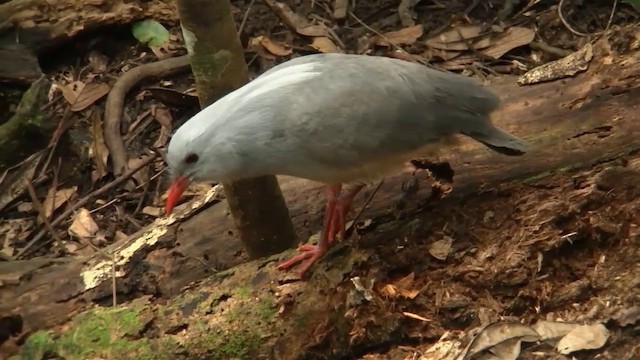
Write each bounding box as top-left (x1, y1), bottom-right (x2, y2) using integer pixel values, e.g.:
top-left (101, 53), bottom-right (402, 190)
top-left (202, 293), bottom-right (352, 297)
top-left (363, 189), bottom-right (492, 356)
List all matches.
top-left (176, 0), bottom-right (297, 258)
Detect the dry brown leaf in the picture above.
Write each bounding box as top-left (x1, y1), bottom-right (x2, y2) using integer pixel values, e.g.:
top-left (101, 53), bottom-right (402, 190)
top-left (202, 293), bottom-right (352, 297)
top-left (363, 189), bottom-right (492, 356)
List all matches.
top-left (375, 25), bottom-right (424, 46)
top-left (263, 0), bottom-right (330, 37)
top-left (128, 109), bottom-right (152, 133)
top-left (249, 36), bottom-right (277, 60)
top-left (296, 24), bottom-right (330, 37)
top-left (152, 105), bottom-right (173, 148)
top-left (152, 105), bottom-right (173, 127)
top-left (440, 54), bottom-right (477, 70)
top-left (89, 110), bottom-right (109, 182)
top-left (59, 81), bottom-right (110, 112)
top-left (150, 45), bottom-right (174, 60)
top-left (40, 187), bottom-right (77, 223)
top-left (58, 81), bottom-right (85, 104)
top-left (128, 156), bottom-right (150, 186)
top-left (557, 324), bottom-right (610, 354)
top-left (16, 202), bottom-right (32, 212)
top-left (260, 36), bottom-right (292, 56)
top-left (310, 37), bottom-right (341, 53)
top-left (425, 24), bottom-right (485, 51)
top-left (423, 47), bottom-right (461, 61)
top-left (379, 272), bottom-right (420, 299)
top-left (379, 284), bottom-right (398, 297)
top-left (333, 0), bottom-right (348, 19)
top-left (429, 236), bottom-right (453, 260)
top-left (481, 26), bottom-right (535, 60)
top-left (0, 151), bottom-right (43, 213)
top-left (1, 218), bottom-right (34, 258)
top-left (68, 208), bottom-right (99, 239)
top-left (386, 50), bottom-right (424, 63)
top-left (142, 206), bottom-right (163, 217)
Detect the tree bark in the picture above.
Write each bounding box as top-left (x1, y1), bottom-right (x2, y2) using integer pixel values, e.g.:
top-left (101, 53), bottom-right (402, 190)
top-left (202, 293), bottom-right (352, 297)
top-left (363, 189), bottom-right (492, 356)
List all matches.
top-left (1, 33), bottom-right (639, 359)
top-left (175, 0), bottom-right (297, 258)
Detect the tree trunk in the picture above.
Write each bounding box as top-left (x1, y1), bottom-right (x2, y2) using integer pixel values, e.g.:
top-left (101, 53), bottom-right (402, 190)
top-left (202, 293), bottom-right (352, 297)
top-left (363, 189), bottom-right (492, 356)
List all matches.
top-left (1, 33), bottom-right (639, 359)
top-left (175, 0), bottom-right (297, 258)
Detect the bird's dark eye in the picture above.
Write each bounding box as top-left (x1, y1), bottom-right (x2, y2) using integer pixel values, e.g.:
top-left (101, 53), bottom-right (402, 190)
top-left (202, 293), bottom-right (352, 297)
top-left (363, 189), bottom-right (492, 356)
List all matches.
top-left (185, 153), bottom-right (199, 164)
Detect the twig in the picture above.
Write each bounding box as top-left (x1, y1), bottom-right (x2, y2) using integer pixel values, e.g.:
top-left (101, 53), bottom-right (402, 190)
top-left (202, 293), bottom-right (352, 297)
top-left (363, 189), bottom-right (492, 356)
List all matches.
top-left (603, 0), bottom-right (618, 33)
top-left (463, 0), bottom-right (481, 16)
top-left (39, 108), bottom-right (72, 179)
top-left (47, 158), bottom-right (62, 220)
top-left (397, 0), bottom-right (418, 27)
top-left (348, 11), bottom-right (428, 66)
top-left (134, 180), bottom-right (151, 215)
top-left (89, 198), bottom-right (119, 213)
top-left (16, 153), bottom-right (158, 259)
top-left (25, 180), bottom-right (64, 248)
top-left (344, 179), bottom-right (384, 239)
top-left (529, 41), bottom-right (572, 58)
top-left (558, 0), bottom-right (618, 38)
top-left (238, 0), bottom-right (257, 35)
top-left (557, 0), bottom-right (589, 37)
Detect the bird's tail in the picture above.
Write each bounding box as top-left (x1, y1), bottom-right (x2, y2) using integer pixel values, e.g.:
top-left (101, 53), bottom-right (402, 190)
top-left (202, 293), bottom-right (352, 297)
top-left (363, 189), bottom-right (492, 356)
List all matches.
top-left (463, 125), bottom-right (527, 156)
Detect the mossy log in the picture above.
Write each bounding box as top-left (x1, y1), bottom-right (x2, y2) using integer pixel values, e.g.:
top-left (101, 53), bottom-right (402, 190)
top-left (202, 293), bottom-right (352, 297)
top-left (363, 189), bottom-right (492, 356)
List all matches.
top-left (0, 77), bottom-right (52, 170)
top-left (1, 30), bottom-right (640, 359)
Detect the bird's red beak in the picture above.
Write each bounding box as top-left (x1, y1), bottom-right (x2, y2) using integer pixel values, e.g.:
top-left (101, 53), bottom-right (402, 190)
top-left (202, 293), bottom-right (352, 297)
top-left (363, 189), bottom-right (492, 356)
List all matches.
top-left (166, 176), bottom-right (190, 215)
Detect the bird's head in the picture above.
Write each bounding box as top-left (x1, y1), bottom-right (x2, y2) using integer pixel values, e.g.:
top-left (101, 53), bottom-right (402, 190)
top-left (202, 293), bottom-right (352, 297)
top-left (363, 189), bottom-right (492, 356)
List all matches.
top-left (164, 109), bottom-right (232, 215)
top-left (164, 125), bottom-right (208, 214)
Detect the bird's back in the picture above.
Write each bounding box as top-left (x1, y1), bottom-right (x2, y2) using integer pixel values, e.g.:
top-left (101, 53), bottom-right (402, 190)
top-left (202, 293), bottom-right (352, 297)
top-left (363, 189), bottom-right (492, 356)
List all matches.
top-left (206, 54), bottom-right (517, 183)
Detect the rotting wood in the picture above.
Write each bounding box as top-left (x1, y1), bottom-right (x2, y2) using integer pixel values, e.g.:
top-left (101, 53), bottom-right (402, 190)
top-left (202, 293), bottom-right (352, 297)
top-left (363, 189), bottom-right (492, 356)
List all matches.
top-left (0, 0), bottom-right (178, 53)
top-left (0, 44), bottom-right (42, 84)
top-left (0, 32), bottom-right (639, 357)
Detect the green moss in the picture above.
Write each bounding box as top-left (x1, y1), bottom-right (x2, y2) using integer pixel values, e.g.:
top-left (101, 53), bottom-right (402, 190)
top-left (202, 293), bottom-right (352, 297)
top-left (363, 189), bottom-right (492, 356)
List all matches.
top-left (224, 304), bottom-right (244, 323)
top-left (18, 306), bottom-right (158, 360)
top-left (19, 330), bottom-right (55, 360)
top-left (256, 297), bottom-right (276, 322)
top-left (216, 330), bottom-right (261, 358)
top-left (292, 313), bottom-right (308, 329)
top-left (236, 286), bottom-right (250, 298)
top-left (191, 327), bottom-right (261, 359)
top-left (186, 294), bottom-right (276, 359)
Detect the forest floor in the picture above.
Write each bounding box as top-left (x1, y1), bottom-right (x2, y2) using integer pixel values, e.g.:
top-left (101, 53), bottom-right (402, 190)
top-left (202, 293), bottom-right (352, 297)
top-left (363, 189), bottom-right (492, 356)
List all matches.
top-left (0, 0), bottom-right (639, 359)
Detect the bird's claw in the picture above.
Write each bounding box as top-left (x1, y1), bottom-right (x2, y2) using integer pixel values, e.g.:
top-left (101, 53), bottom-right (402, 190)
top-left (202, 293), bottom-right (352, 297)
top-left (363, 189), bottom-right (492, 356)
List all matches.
top-left (276, 244), bottom-right (325, 278)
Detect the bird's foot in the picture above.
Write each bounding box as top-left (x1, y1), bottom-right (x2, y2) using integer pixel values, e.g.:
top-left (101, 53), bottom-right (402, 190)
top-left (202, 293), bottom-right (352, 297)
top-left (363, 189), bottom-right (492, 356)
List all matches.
top-left (276, 244), bottom-right (326, 278)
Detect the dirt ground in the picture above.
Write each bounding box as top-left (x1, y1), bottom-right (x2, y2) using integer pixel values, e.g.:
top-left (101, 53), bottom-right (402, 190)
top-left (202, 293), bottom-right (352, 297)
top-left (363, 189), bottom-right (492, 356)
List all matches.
top-left (1, 0), bottom-right (639, 359)
top-left (351, 156), bottom-right (640, 359)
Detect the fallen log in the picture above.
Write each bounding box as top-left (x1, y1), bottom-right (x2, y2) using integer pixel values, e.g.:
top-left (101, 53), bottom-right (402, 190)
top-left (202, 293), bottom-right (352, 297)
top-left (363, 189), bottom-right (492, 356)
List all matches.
top-left (1, 31), bottom-right (639, 358)
top-left (0, 0), bottom-right (178, 53)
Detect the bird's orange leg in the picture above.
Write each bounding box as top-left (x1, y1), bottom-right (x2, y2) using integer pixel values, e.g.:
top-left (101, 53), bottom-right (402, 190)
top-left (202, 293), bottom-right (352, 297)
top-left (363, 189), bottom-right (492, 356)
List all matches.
top-left (276, 184), bottom-right (342, 277)
top-left (277, 184), bottom-right (366, 277)
top-left (328, 184), bottom-right (364, 243)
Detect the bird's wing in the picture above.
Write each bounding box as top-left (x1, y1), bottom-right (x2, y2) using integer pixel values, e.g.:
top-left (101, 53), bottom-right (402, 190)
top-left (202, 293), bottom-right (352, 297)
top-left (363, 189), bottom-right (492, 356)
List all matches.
top-left (224, 55), bottom-right (504, 182)
top-left (273, 58), bottom-right (496, 176)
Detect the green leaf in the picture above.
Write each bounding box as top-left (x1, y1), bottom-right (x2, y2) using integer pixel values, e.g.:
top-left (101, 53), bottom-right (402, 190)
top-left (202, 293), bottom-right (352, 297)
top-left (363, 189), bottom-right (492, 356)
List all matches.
top-left (132, 20), bottom-right (170, 47)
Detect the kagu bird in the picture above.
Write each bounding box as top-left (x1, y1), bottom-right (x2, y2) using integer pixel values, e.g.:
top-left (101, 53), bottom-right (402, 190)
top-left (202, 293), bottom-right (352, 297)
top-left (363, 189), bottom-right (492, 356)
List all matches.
top-left (164, 53), bottom-right (527, 277)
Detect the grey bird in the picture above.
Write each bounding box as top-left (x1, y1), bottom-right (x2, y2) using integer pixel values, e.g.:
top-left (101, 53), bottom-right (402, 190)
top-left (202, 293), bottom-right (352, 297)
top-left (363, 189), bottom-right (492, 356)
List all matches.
top-left (164, 53), bottom-right (527, 277)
